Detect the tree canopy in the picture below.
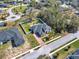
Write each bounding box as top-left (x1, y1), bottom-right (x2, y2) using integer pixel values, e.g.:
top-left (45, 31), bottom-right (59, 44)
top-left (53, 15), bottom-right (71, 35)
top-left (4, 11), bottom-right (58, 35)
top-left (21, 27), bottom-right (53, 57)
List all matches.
top-left (37, 0), bottom-right (79, 33)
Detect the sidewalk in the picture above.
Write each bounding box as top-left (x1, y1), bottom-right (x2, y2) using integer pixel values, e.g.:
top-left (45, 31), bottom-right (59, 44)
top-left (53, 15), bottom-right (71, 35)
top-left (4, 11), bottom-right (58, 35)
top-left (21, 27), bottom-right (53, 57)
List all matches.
top-left (33, 34), bottom-right (45, 46)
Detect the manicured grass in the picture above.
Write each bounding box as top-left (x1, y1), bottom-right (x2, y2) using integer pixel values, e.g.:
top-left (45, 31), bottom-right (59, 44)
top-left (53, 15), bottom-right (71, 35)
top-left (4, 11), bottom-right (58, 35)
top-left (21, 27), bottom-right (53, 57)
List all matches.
top-left (22, 23), bottom-right (30, 32)
top-left (71, 40), bottom-right (79, 48)
top-left (26, 34), bottom-right (39, 48)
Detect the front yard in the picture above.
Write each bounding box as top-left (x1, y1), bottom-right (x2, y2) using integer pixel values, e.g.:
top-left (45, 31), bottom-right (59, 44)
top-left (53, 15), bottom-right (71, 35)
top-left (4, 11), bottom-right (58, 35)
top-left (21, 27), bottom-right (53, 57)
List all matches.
top-left (26, 34), bottom-right (39, 48)
top-left (54, 40), bottom-right (79, 59)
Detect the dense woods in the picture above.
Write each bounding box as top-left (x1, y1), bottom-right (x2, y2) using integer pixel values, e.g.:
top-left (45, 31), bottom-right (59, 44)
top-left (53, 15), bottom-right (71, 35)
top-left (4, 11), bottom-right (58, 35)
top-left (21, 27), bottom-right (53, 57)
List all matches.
top-left (37, 0), bottom-right (79, 33)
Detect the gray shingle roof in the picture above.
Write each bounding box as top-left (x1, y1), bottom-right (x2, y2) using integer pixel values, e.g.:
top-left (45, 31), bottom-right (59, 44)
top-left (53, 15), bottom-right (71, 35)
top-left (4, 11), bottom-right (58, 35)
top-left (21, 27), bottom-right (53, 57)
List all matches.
top-left (67, 49), bottom-right (79, 59)
top-left (0, 22), bottom-right (5, 27)
top-left (0, 28), bottom-right (24, 47)
top-left (30, 23), bottom-right (51, 37)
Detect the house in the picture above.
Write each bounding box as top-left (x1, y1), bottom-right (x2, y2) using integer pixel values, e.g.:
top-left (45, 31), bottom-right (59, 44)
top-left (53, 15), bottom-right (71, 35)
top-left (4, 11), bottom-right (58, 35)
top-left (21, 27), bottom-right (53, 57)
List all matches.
top-left (71, 0), bottom-right (79, 7)
top-left (60, 0), bottom-right (70, 4)
top-left (60, 0), bottom-right (79, 7)
top-left (0, 28), bottom-right (24, 47)
top-left (0, 4), bottom-right (8, 8)
top-left (0, 10), bottom-right (3, 13)
top-left (9, 1), bottom-right (17, 5)
top-left (23, 0), bottom-right (31, 4)
top-left (30, 23), bottom-right (51, 37)
top-left (66, 49), bottom-right (79, 59)
top-left (0, 22), bottom-right (6, 27)
top-left (3, 0), bottom-right (22, 3)
top-left (36, 0), bottom-right (48, 5)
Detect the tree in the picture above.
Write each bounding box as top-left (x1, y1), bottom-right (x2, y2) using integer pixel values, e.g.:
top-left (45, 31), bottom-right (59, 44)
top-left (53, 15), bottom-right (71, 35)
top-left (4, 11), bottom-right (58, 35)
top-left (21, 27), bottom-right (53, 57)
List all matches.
top-left (64, 46), bottom-right (71, 51)
top-left (53, 53), bottom-right (59, 59)
top-left (37, 55), bottom-right (51, 59)
top-left (37, 0), bottom-right (79, 34)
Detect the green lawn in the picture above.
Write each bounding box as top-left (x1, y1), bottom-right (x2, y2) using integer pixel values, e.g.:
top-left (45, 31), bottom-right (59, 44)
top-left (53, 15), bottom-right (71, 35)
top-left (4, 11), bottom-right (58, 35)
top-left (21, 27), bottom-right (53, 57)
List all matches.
top-left (71, 40), bottom-right (79, 48)
top-left (22, 23), bottom-right (30, 32)
top-left (26, 34), bottom-right (39, 48)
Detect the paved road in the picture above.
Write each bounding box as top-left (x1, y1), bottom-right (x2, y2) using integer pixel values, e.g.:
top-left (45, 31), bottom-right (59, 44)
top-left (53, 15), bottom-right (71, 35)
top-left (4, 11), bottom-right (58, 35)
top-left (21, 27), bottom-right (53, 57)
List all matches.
top-left (20, 31), bottom-right (79, 59)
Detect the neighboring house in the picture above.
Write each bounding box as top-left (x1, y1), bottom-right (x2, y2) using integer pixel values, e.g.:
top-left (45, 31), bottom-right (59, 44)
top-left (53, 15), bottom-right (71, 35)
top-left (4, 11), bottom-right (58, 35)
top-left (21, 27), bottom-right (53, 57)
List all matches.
top-left (66, 49), bottom-right (79, 59)
top-left (3, 0), bottom-right (31, 4)
top-left (0, 10), bottom-right (3, 13)
top-left (60, 0), bottom-right (70, 4)
top-left (23, 0), bottom-right (31, 4)
top-left (0, 22), bottom-right (6, 27)
top-left (71, 0), bottom-right (79, 7)
top-left (3, 0), bottom-right (23, 3)
top-left (0, 28), bottom-right (24, 47)
top-left (0, 4), bottom-right (8, 8)
top-left (9, 1), bottom-right (17, 5)
top-left (36, 0), bottom-right (48, 5)
top-left (3, 0), bottom-right (28, 2)
top-left (60, 0), bottom-right (79, 7)
top-left (30, 23), bottom-right (51, 37)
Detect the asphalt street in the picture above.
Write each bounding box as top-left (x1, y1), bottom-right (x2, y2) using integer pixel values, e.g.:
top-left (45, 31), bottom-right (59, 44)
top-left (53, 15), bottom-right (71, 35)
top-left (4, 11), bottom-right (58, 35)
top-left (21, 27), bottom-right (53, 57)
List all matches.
top-left (20, 31), bottom-right (79, 59)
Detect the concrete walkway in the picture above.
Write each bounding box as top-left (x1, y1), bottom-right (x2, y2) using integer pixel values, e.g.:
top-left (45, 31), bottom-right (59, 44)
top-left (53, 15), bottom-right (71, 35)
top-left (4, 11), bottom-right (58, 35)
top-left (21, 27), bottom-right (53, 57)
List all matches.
top-left (33, 34), bottom-right (45, 46)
